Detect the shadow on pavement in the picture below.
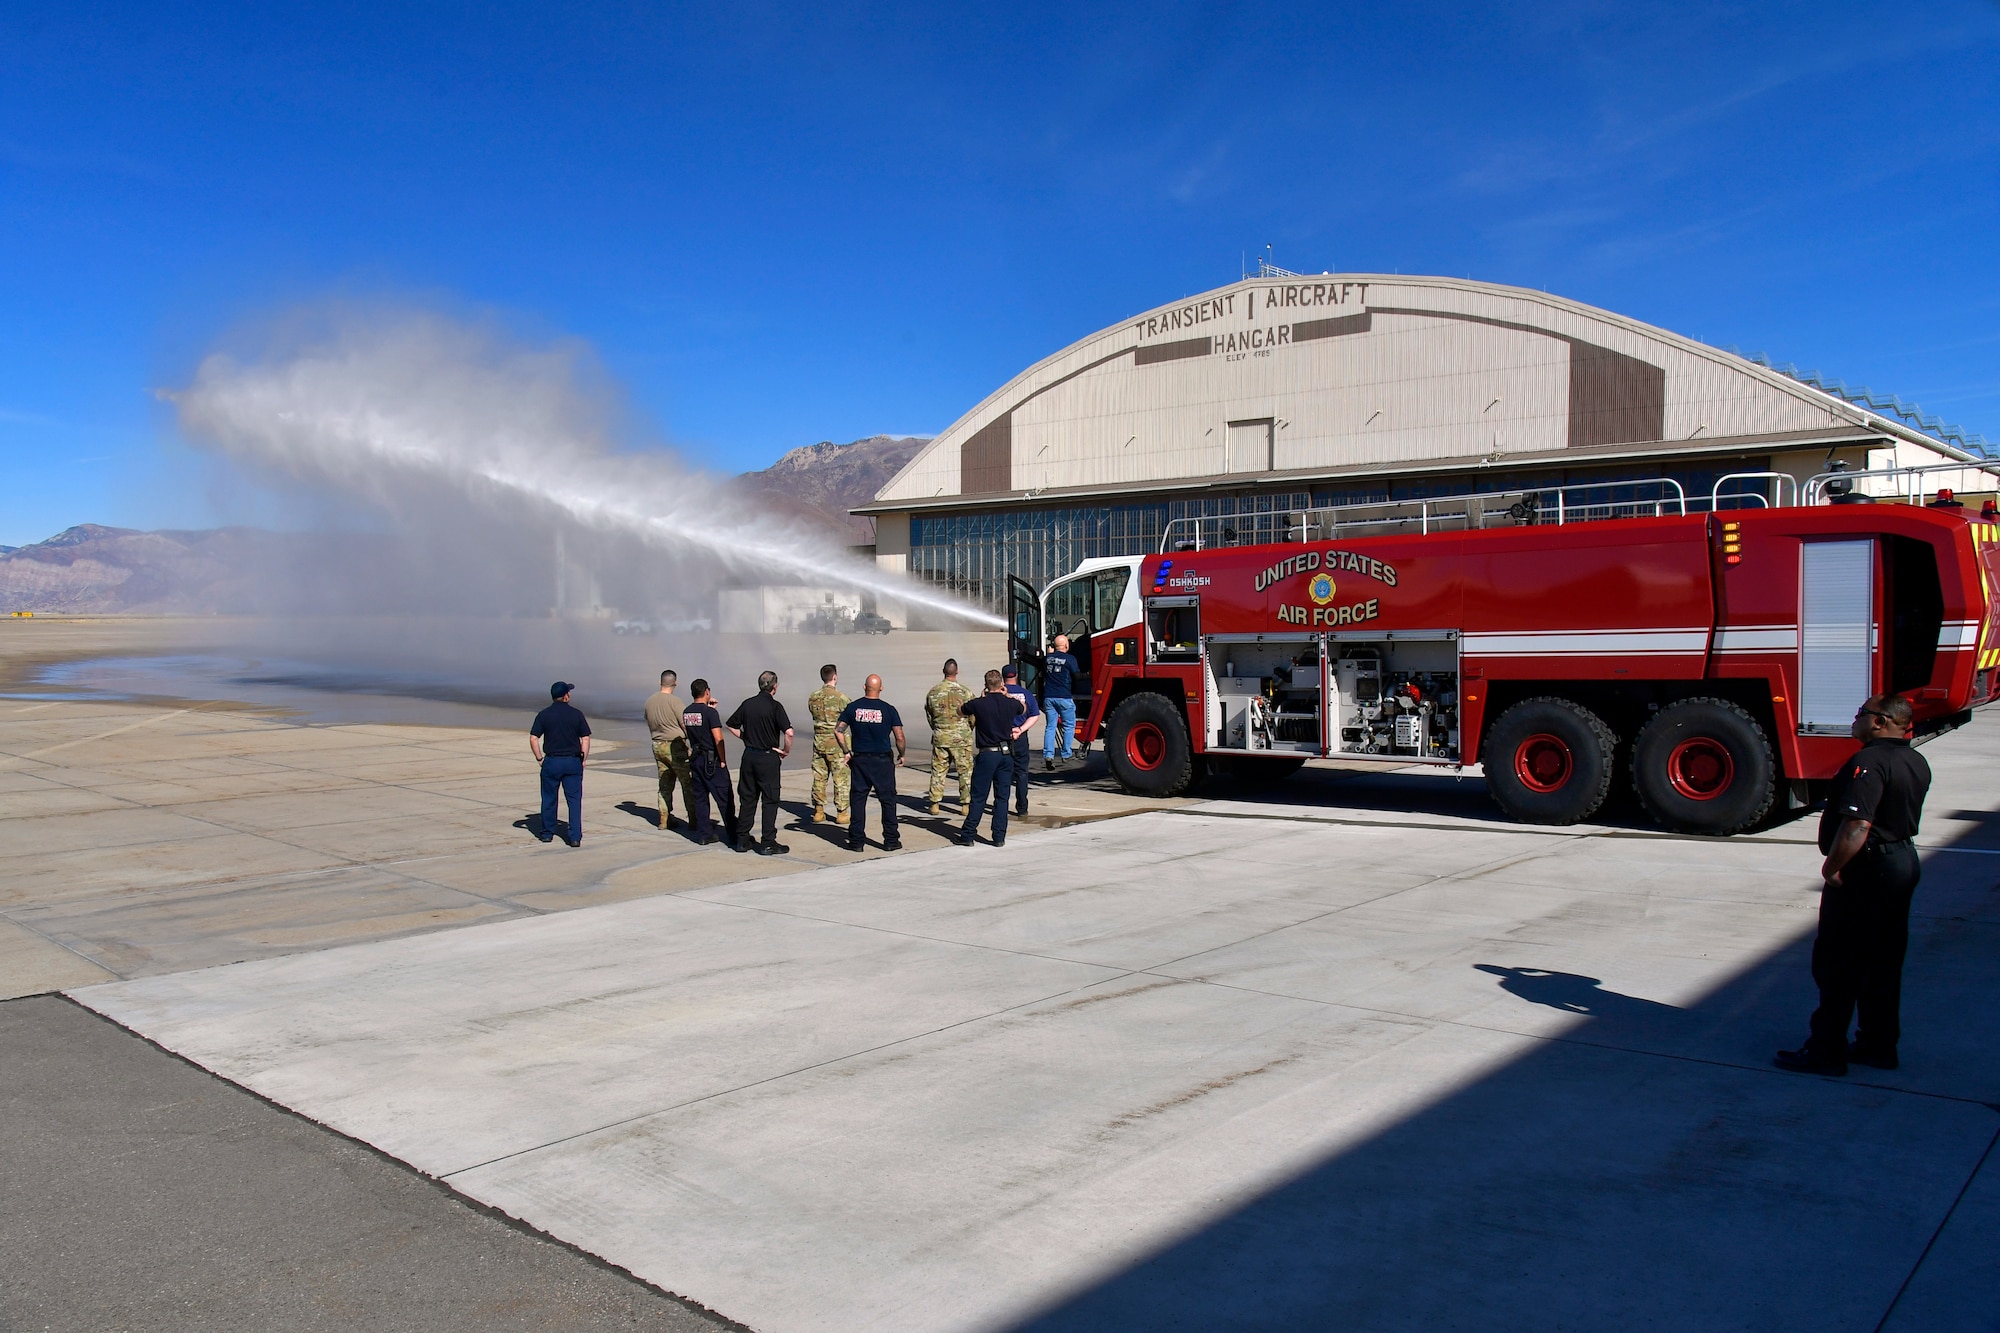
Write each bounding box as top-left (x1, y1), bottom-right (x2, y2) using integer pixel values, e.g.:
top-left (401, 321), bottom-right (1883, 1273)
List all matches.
top-left (1471, 964), bottom-right (1686, 1025)
top-left (1188, 761), bottom-right (1823, 837)
top-left (613, 801), bottom-right (708, 842)
top-left (782, 800), bottom-right (858, 848)
top-left (511, 814), bottom-right (574, 842)
top-left (1007, 820), bottom-right (2000, 1332)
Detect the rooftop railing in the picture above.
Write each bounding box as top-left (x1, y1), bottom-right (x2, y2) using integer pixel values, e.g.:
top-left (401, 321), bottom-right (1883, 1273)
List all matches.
top-left (1154, 463), bottom-right (2000, 554)
top-left (1801, 460), bottom-right (2000, 507)
top-left (1158, 480), bottom-right (1691, 552)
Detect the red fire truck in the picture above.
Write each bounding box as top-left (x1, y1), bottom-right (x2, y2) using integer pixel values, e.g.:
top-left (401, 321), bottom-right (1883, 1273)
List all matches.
top-left (1007, 478), bottom-right (2000, 834)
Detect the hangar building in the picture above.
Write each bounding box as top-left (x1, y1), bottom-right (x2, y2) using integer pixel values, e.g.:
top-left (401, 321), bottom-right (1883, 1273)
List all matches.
top-left (857, 273), bottom-right (1992, 612)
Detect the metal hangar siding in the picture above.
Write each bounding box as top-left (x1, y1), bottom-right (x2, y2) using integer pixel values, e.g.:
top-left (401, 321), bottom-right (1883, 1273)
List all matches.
top-left (859, 274), bottom-right (1978, 610)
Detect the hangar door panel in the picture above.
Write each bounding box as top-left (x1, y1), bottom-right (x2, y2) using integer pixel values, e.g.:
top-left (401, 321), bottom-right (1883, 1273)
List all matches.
top-left (1799, 540), bottom-right (1875, 734)
top-left (1226, 419), bottom-right (1272, 473)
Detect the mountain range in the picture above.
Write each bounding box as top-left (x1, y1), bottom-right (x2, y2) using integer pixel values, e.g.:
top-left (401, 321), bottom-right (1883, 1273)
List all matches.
top-left (733, 434), bottom-right (926, 544)
top-left (0, 435), bottom-right (929, 615)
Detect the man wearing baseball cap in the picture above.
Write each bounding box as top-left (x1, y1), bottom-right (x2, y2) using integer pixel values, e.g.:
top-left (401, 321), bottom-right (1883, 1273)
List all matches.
top-left (529, 681), bottom-right (592, 847)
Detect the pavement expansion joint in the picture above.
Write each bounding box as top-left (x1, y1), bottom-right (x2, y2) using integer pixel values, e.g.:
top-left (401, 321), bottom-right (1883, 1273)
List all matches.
top-left (1875, 1123), bottom-right (2000, 1332)
top-left (1164, 803), bottom-right (1832, 847)
top-left (2, 702), bottom-right (216, 763)
top-left (437, 969), bottom-right (1144, 1182)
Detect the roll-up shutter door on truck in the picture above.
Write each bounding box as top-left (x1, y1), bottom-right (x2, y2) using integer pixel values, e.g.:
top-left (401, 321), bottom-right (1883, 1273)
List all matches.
top-left (1799, 540), bottom-right (1875, 734)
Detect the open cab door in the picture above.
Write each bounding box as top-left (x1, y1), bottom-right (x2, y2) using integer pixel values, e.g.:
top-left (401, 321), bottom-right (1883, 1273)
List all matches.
top-left (1008, 574), bottom-right (1044, 696)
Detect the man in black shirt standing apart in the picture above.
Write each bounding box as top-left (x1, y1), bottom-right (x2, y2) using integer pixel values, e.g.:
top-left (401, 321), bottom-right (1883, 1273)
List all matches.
top-left (1777, 693), bottom-right (1932, 1076)
top-left (837, 673), bottom-right (907, 852)
top-left (529, 681), bottom-right (591, 847)
top-left (959, 669), bottom-right (1031, 847)
top-left (728, 670), bottom-right (795, 856)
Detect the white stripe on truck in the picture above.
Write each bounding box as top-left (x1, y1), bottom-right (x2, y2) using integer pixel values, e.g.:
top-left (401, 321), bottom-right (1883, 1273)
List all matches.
top-left (1461, 628), bottom-right (1709, 656)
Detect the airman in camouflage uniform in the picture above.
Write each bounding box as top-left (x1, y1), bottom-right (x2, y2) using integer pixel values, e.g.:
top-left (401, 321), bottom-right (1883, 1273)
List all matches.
top-left (807, 664), bottom-right (851, 824)
top-left (925, 659), bottom-right (974, 813)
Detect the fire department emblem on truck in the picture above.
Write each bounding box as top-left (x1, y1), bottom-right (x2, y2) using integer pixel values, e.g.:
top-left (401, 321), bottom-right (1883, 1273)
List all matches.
top-left (1308, 572), bottom-right (1336, 604)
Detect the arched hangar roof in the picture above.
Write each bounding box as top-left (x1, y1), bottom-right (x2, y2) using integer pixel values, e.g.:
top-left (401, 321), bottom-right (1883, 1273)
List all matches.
top-left (863, 275), bottom-right (1965, 513)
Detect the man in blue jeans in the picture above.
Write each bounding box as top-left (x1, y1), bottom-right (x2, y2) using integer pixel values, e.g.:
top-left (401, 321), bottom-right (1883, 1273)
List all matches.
top-left (1041, 633), bottom-right (1082, 770)
top-left (529, 681), bottom-right (591, 847)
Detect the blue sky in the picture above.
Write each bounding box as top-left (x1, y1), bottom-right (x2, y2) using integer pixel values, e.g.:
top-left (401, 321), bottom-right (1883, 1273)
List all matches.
top-left (2, 1), bottom-right (1997, 547)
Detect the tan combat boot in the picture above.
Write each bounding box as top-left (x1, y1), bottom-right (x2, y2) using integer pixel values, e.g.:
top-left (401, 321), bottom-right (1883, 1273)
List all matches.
top-left (813, 810), bottom-right (828, 823)
top-left (834, 810), bottom-right (849, 826)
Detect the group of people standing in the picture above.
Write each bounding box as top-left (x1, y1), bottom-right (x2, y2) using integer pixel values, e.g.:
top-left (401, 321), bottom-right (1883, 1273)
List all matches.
top-left (527, 673), bottom-right (792, 853)
top-left (643, 668), bottom-right (798, 855)
top-left (635, 658), bottom-right (1046, 853)
top-left (528, 632), bottom-right (1087, 853)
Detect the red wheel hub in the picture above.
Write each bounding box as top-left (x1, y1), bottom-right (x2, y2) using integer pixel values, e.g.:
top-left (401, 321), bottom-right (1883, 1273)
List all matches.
top-left (1513, 733), bottom-right (1573, 793)
top-left (1666, 737), bottom-right (1734, 801)
top-left (1125, 721), bottom-right (1167, 771)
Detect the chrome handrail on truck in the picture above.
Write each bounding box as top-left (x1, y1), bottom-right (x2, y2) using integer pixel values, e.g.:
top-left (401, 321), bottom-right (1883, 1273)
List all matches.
top-left (1710, 472), bottom-right (1799, 510)
top-left (1802, 460), bottom-right (2000, 507)
top-left (1158, 479), bottom-right (1689, 553)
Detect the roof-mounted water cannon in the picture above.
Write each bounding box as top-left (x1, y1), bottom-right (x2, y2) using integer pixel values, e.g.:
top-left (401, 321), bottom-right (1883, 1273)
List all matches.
top-left (1824, 459), bottom-right (1866, 505)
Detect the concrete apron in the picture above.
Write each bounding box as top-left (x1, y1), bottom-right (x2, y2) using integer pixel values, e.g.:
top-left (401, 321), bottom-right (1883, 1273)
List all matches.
top-left (71, 738), bottom-right (2000, 1332)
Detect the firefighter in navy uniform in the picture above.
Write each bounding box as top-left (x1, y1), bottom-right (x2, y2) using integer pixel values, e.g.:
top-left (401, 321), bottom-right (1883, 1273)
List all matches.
top-left (837, 674), bottom-right (907, 852)
top-left (681, 678), bottom-right (739, 848)
top-left (1777, 694), bottom-right (1932, 1076)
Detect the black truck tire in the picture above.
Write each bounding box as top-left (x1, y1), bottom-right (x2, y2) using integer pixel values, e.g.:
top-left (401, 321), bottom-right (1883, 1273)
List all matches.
top-left (1483, 697), bottom-right (1616, 825)
top-left (1631, 697), bottom-right (1776, 835)
top-left (1105, 692), bottom-right (1196, 797)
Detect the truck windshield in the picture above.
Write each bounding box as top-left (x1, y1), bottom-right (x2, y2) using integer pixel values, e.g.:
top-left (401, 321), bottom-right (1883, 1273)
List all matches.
top-left (1045, 567), bottom-right (1132, 641)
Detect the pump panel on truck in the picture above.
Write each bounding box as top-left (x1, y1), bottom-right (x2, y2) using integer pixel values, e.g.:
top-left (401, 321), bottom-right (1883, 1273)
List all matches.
top-left (1008, 495), bottom-right (2000, 835)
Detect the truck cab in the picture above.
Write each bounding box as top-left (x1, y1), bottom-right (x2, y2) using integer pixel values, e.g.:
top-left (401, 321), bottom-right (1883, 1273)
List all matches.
top-left (1008, 556), bottom-right (1143, 710)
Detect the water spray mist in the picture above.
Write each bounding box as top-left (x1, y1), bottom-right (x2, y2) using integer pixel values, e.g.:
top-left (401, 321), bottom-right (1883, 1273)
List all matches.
top-left (171, 310), bottom-right (1003, 628)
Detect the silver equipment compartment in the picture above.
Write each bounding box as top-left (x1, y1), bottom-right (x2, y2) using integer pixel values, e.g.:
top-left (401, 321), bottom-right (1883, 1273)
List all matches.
top-left (1329, 633), bottom-right (1461, 762)
top-left (1202, 631), bottom-right (1461, 764)
top-left (1205, 637), bottom-right (1323, 754)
